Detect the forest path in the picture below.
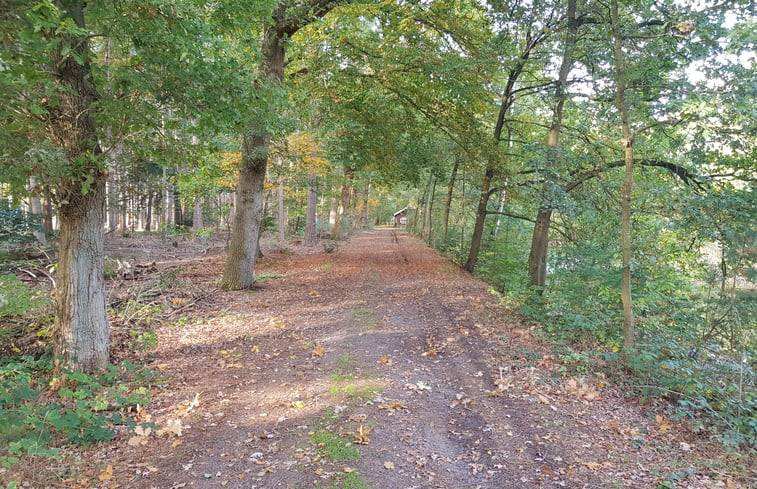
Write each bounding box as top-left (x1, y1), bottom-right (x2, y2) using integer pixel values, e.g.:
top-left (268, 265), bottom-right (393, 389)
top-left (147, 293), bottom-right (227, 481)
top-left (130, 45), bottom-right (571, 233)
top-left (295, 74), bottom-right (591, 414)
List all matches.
top-left (117, 229), bottom-right (716, 489)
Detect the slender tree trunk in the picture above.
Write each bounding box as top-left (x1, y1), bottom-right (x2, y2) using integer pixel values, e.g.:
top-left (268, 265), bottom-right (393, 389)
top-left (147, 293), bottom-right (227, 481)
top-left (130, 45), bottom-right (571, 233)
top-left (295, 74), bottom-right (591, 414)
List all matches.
top-left (611, 0), bottom-right (635, 352)
top-left (442, 157), bottom-right (458, 243)
top-left (305, 173), bottom-right (317, 246)
top-left (192, 198), bottom-right (204, 231)
top-left (465, 165), bottom-right (494, 272)
top-left (173, 187), bottom-right (182, 226)
top-left (333, 169), bottom-right (353, 239)
top-left (527, 0), bottom-right (577, 288)
top-left (43, 188), bottom-right (54, 233)
top-left (278, 173), bottom-right (286, 243)
top-left (424, 176), bottom-right (436, 243)
top-left (145, 192), bottom-right (153, 232)
top-left (49, 1), bottom-right (108, 372)
top-left (328, 194), bottom-right (339, 236)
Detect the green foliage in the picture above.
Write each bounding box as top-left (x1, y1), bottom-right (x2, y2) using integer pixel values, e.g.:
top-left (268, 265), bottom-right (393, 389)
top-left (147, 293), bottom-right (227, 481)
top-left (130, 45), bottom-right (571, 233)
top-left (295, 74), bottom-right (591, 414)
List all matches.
top-left (0, 275), bottom-right (49, 319)
top-left (0, 208), bottom-right (42, 245)
top-left (0, 357), bottom-right (154, 465)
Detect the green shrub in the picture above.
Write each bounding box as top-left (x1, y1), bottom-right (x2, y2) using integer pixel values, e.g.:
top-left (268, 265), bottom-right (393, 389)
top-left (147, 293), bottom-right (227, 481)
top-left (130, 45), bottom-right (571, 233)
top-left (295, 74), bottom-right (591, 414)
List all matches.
top-left (0, 357), bottom-right (154, 465)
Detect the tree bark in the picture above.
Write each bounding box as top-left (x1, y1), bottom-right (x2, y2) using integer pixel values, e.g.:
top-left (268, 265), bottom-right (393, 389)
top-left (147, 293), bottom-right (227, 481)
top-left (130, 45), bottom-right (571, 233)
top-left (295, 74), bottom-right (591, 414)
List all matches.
top-left (305, 173), bottom-right (318, 246)
top-left (49, 0), bottom-right (108, 372)
top-left (442, 157), bottom-right (458, 243)
top-left (464, 165), bottom-right (494, 272)
top-left (611, 0), bottom-right (635, 352)
top-left (192, 197), bottom-right (204, 231)
top-left (527, 0), bottom-right (577, 288)
top-left (223, 5), bottom-right (285, 289)
top-left (222, 0), bottom-right (344, 288)
top-left (278, 172), bottom-right (286, 243)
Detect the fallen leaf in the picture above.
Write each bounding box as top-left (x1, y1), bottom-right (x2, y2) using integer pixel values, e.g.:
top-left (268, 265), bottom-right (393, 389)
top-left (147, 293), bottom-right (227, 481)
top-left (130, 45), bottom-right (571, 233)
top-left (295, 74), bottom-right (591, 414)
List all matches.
top-left (378, 400), bottom-right (408, 412)
top-left (98, 465), bottom-right (113, 482)
top-left (343, 467), bottom-right (355, 473)
top-left (128, 425), bottom-right (153, 446)
top-left (383, 461), bottom-right (395, 470)
top-left (656, 414), bottom-right (672, 433)
top-left (135, 404), bottom-right (151, 422)
top-left (311, 345), bottom-right (326, 358)
top-left (541, 465), bottom-right (555, 476)
top-left (353, 425), bottom-right (371, 445)
top-left (583, 461), bottom-right (601, 471)
top-left (378, 355), bottom-right (394, 365)
top-left (157, 418), bottom-right (183, 437)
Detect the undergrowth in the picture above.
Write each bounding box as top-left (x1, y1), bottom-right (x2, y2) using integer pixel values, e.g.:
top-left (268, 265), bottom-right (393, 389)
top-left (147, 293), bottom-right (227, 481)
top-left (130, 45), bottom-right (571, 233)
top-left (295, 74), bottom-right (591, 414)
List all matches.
top-left (0, 355), bottom-right (155, 469)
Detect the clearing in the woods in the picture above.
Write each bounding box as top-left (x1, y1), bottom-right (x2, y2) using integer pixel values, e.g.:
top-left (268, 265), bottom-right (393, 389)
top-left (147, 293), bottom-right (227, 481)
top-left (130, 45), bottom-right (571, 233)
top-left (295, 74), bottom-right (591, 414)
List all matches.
top-left (9, 229), bottom-right (749, 488)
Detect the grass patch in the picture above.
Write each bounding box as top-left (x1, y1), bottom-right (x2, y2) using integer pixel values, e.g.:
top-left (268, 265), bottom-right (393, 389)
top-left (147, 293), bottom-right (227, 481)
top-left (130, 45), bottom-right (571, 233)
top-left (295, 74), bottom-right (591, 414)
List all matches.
top-left (255, 272), bottom-right (282, 282)
top-left (319, 472), bottom-right (372, 489)
top-left (321, 262), bottom-right (333, 271)
top-left (310, 430), bottom-right (361, 461)
top-left (0, 274), bottom-right (49, 318)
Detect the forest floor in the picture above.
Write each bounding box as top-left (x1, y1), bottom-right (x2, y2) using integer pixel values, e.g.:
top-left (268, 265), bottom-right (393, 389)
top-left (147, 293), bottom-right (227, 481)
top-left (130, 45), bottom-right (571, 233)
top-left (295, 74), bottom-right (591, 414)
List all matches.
top-left (5, 228), bottom-right (752, 488)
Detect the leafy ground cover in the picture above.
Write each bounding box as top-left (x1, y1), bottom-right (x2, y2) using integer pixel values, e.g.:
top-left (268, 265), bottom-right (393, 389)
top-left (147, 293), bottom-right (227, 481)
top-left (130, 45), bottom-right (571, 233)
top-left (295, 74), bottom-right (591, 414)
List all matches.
top-left (0, 229), bottom-right (753, 488)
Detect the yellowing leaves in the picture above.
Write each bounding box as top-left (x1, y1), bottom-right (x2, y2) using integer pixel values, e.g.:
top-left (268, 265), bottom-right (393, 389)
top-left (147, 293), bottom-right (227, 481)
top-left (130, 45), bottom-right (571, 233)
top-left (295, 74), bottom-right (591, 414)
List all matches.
top-left (352, 425), bottom-right (371, 445)
top-left (565, 377), bottom-right (601, 401)
top-left (311, 345), bottom-right (326, 357)
top-left (656, 414), bottom-right (672, 433)
top-left (378, 355), bottom-right (394, 366)
top-left (98, 465), bottom-right (113, 482)
top-left (583, 461), bottom-right (602, 471)
top-left (378, 400), bottom-right (408, 412)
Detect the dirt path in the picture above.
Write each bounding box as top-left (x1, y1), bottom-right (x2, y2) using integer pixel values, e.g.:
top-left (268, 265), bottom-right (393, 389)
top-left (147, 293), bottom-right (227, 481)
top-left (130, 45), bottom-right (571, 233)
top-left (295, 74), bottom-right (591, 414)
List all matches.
top-left (113, 229), bottom-right (734, 489)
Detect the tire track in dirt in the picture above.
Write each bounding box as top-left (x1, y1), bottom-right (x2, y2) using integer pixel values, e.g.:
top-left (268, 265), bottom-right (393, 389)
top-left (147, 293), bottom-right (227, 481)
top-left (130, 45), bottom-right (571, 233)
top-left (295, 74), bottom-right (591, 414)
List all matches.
top-left (119, 229), bottom-right (697, 489)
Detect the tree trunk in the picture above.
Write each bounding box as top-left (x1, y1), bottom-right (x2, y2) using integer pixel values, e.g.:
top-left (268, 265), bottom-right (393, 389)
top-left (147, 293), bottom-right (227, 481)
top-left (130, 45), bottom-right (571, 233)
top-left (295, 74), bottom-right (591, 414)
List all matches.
top-left (333, 169), bottom-right (353, 239)
top-left (278, 173), bottom-right (286, 243)
top-left (145, 191), bottom-right (153, 232)
top-left (173, 187), bottom-right (182, 226)
top-left (328, 195), bottom-right (338, 236)
top-left (305, 173), bottom-right (317, 246)
top-left (424, 175), bottom-right (436, 243)
top-left (49, 1), bottom-right (109, 372)
top-left (192, 197), bottom-right (204, 231)
top-left (442, 157), bottom-right (458, 243)
top-left (43, 188), bottom-right (54, 233)
top-left (611, 0), bottom-right (635, 352)
top-left (465, 165), bottom-right (493, 272)
top-left (222, 19), bottom-right (284, 289)
top-left (527, 0), bottom-right (577, 288)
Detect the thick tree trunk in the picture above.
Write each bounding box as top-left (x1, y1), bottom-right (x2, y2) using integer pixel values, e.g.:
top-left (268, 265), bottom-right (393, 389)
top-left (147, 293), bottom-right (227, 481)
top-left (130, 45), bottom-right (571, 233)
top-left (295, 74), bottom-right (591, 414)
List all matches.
top-left (442, 157), bottom-right (458, 243)
top-left (611, 0), bottom-right (635, 352)
top-left (56, 176), bottom-right (108, 371)
top-left (527, 0), bottom-right (577, 289)
top-left (223, 138), bottom-right (268, 289)
top-left (49, 1), bottom-right (109, 371)
top-left (305, 173), bottom-right (317, 246)
top-left (222, 20), bottom-right (284, 288)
